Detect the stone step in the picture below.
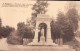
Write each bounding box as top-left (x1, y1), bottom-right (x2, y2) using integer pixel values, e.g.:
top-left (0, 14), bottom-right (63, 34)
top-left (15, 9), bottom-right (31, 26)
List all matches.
top-left (7, 45), bottom-right (75, 51)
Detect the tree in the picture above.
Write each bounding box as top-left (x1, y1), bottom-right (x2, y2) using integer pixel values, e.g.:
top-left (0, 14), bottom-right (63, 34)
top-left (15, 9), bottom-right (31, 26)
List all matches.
top-left (51, 11), bottom-right (74, 44)
top-left (0, 18), bottom-right (2, 38)
top-left (31, 0), bottom-right (48, 28)
top-left (1, 26), bottom-right (15, 38)
top-left (7, 22), bottom-right (26, 45)
top-left (51, 20), bottom-right (55, 41)
top-left (0, 18), bottom-right (2, 27)
top-left (7, 30), bottom-right (23, 45)
top-left (23, 20), bottom-right (34, 39)
top-left (57, 11), bottom-right (74, 43)
top-left (56, 10), bottom-right (79, 43)
top-left (17, 22), bottom-right (26, 38)
top-left (0, 18), bottom-right (15, 38)
top-left (66, 2), bottom-right (79, 32)
top-left (55, 11), bottom-right (66, 44)
top-left (66, 8), bottom-right (79, 32)
top-left (51, 2), bottom-right (79, 44)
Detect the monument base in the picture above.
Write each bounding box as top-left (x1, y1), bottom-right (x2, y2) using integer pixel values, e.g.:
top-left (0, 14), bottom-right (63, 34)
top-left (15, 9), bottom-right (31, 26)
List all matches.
top-left (28, 35), bottom-right (56, 46)
top-left (9, 45), bottom-right (75, 51)
top-left (27, 42), bottom-right (57, 46)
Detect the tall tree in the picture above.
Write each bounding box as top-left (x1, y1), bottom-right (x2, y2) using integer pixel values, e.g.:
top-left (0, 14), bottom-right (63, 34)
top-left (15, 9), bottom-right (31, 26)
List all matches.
top-left (66, 2), bottom-right (79, 32)
top-left (56, 11), bottom-right (74, 43)
top-left (17, 22), bottom-right (26, 38)
top-left (0, 18), bottom-right (2, 27)
top-left (51, 11), bottom-right (74, 44)
top-left (17, 22), bottom-right (25, 43)
top-left (23, 20), bottom-right (34, 39)
top-left (56, 11), bottom-right (66, 44)
top-left (0, 18), bottom-right (2, 38)
top-left (51, 11), bottom-right (66, 44)
top-left (31, 0), bottom-right (48, 28)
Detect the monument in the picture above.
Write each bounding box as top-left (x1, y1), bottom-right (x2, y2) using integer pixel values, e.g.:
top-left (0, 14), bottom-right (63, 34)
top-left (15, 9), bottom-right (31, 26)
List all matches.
top-left (27, 14), bottom-right (75, 51)
top-left (28, 14), bottom-right (56, 45)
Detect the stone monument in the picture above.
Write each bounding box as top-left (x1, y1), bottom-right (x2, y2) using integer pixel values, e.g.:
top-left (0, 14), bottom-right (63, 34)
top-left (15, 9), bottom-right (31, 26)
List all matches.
top-left (28, 14), bottom-right (56, 45)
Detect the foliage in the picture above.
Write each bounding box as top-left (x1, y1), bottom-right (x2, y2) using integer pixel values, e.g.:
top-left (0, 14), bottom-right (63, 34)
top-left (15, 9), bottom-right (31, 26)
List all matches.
top-left (51, 11), bottom-right (76, 43)
top-left (17, 22), bottom-right (34, 39)
top-left (7, 21), bottom-right (34, 45)
top-left (23, 26), bottom-right (34, 39)
top-left (51, 2), bottom-right (79, 43)
top-left (17, 22), bottom-right (26, 38)
top-left (24, 20), bottom-right (34, 39)
top-left (1, 26), bottom-right (15, 38)
top-left (57, 11), bottom-right (75, 42)
top-left (0, 18), bottom-right (2, 38)
top-left (66, 8), bottom-right (79, 32)
top-left (7, 30), bottom-right (23, 45)
top-left (31, 1), bottom-right (48, 28)
top-left (0, 18), bottom-right (2, 27)
top-left (0, 18), bottom-right (15, 38)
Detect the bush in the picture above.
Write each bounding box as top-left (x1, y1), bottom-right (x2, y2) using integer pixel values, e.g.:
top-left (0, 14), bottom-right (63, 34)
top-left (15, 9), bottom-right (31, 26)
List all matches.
top-left (7, 30), bottom-right (23, 45)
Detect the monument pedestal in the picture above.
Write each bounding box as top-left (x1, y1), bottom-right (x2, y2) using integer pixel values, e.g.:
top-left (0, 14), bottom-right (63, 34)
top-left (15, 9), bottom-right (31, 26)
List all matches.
top-left (28, 38), bottom-right (57, 46)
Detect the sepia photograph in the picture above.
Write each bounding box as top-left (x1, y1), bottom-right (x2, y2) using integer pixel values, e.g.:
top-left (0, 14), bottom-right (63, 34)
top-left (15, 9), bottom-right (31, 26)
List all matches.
top-left (0, 0), bottom-right (80, 51)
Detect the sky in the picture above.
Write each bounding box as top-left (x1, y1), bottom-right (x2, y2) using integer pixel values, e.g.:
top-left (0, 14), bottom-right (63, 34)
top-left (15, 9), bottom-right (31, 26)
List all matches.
top-left (0, 0), bottom-right (80, 29)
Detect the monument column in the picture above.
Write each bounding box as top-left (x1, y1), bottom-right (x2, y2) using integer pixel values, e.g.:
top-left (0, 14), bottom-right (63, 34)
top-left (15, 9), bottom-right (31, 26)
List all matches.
top-left (33, 22), bottom-right (39, 43)
top-left (46, 22), bottom-right (53, 43)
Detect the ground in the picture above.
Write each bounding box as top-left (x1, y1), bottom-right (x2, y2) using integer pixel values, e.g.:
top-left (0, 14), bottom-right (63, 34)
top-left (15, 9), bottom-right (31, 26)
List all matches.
top-left (0, 38), bottom-right (79, 51)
